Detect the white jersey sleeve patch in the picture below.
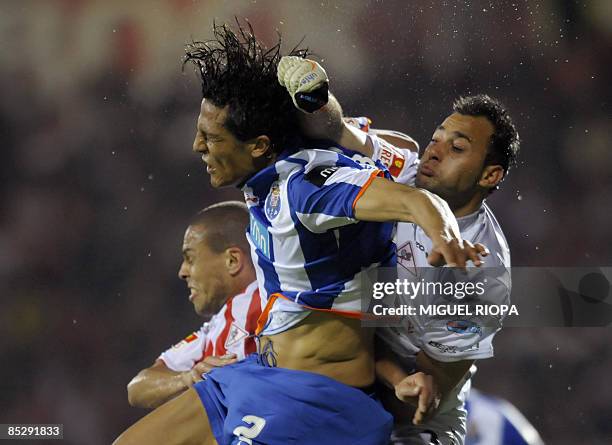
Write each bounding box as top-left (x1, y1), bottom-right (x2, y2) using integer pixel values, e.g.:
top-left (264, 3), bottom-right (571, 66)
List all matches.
top-left (158, 324), bottom-right (209, 372)
top-left (370, 134), bottom-right (419, 186)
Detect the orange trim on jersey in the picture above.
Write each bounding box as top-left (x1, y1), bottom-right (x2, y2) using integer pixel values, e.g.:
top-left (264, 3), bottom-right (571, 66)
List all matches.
top-left (255, 294), bottom-right (279, 335)
top-left (351, 169), bottom-right (384, 212)
top-left (255, 292), bottom-right (373, 336)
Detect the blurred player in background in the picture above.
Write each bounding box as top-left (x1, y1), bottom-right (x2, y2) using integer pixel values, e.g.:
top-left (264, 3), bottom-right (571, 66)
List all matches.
top-left (126, 202), bottom-right (262, 409)
top-left (277, 56), bottom-right (520, 444)
top-left (465, 389), bottom-right (544, 445)
top-left (114, 22), bottom-right (485, 445)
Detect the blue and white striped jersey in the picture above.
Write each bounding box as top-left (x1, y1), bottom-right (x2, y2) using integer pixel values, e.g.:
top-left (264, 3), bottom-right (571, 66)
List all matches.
top-left (466, 389), bottom-right (544, 445)
top-left (242, 146), bottom-right (396, 335)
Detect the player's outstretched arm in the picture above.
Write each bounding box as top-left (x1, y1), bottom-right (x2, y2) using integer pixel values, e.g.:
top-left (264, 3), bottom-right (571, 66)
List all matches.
top-left (127, 355), bottom-right (237, 409)
top-left (277, 56), bottom-right (374, 156)
top-left (114, 387), bottom-right (217, 445)
top-left (354, 178), bottom-right (487, 268)
top-left (127, 360), bottom-right (193, 409)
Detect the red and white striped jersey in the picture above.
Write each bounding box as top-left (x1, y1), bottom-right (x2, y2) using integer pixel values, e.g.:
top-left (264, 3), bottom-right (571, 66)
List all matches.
top-left (159, 281), bottom-right (263, 372)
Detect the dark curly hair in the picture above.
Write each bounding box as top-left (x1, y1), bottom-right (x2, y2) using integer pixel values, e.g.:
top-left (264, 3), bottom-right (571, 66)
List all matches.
top-left (184, 20), bottom-right (309, 153)
top-left (453, 95), bottom-right (520, 177)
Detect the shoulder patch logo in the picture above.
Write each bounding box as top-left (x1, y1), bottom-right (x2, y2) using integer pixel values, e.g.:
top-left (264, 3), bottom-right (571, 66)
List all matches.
top-left (378, 145), bottom-right (406, 177)
top-left (304, 165), bottom-right (339, 187)
top-left (172, 332), bottom-right (199, 349)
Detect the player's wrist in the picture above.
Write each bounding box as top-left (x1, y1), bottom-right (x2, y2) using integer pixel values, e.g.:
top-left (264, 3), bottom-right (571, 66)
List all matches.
top-left (180, 370), bottom-right (194, 388)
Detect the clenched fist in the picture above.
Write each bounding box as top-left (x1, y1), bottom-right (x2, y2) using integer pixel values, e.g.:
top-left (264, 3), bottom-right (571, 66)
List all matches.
top-left (277, 56), bottom-right (329, 113)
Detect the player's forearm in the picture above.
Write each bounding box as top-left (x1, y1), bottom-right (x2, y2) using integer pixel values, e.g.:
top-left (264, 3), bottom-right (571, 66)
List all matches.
top-left (406, 188), bottom-right (461, 245)
top-left (376, 355), bottom-right (409, 389)
top-left (338, 120), bottom-right (373, 156)
top-left (356, 179), bottom-right (459, 239)
top-left (297, 93), bottom-right (344, 141)
top-left (376, 358), bottom-right (422, 410)
top-left (297, 93), bottom-right (374, 157)
top-left (127, 368), bottom-right (191, 409)
top-left (416, 351), bottom-right (473, 399)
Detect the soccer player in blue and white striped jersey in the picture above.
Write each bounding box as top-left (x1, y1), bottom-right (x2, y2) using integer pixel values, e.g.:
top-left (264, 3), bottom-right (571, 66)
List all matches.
top-left (114, 22), bottom-right (486, 445)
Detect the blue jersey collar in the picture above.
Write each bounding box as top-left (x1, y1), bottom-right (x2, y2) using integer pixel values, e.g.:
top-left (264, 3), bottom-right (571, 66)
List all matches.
top-left (242, 146), bottom-right (301, 199)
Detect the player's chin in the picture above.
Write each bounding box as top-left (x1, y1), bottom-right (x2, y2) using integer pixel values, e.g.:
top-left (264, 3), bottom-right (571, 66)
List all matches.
top-left (415, 174), bottom-right (433, 189)
top-left (210, 172), bottom-right (240, 188)
top-left (209, 174), bottom-right (227, 188)
top-left (193, 302), bottom-right (208, 317)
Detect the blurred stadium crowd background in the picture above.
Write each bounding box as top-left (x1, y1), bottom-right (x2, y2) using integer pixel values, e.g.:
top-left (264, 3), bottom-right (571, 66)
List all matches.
top-left (0, 0), bottom-right (610, 443)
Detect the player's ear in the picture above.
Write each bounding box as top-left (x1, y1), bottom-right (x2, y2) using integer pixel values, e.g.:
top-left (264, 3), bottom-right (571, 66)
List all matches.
top-left (478, 164), bottom-right (504, 191)
top-left (249, 135), bottom-right (271, 160)
top-left (225, 247), bottom-right (244, 276)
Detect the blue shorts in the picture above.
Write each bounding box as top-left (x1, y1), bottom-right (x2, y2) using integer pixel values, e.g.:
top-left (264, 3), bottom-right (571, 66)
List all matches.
top-left (194, 354), bottom-right (393, 445)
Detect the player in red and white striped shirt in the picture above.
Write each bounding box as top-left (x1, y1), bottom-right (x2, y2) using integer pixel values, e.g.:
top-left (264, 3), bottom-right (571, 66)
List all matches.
top-left (127, 201), bottom-right (263, 409)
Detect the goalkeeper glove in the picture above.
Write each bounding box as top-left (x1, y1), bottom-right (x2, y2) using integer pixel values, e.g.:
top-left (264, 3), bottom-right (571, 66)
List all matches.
top-left (277, 56), bottom-right (329, 113)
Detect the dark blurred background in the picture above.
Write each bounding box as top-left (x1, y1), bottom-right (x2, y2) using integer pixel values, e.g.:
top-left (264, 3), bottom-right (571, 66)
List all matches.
top-left (0, 0), bottom-right (610, 443)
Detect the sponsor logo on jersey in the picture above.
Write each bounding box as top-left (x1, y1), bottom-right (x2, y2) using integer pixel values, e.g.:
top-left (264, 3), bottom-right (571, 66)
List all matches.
top-left (304, 165), bottom-right (339, 187)
top-left (225, 323), bottom-right (249, 349)
top-left (446, 320), bottom-right (482, 336)
top-left (378, 145), bottom-right (406, 178)
top-left (397, 240), bottom-right (417, 276)
top-left (249, 213), bottom-right (272, 259)
top-left (428, 340), bottom-right (479, 354)
top-left (265, 182), bottom-right (281, 219)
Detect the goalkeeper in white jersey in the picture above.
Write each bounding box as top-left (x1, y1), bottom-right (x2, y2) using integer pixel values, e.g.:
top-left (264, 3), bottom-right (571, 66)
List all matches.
top-left (278, 57), bottom-right (520, 445)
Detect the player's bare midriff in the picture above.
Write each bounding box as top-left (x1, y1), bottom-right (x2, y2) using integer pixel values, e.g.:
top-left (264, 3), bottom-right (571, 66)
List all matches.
top-left (259, 310), bottom-right (375, 388)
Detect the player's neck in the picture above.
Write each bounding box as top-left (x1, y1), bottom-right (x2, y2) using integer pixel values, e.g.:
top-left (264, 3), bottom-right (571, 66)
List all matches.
top-left (452, 194), bottom-right (484, 217)
top-left (230, 271), bottom-right (256, 297)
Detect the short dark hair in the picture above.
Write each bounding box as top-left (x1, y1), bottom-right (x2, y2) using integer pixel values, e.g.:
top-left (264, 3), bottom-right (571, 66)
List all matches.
top-left (184, 21), bottom-right (308, 153)
top-left (190, 201), bottom-right (250, 254)
top-left (453, 95), bottom-right (520, 176)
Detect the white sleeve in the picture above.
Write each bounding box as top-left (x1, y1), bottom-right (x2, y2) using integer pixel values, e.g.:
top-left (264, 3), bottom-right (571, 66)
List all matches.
top-left (369, 134), bottom-right (419, 185)
top-left (376, 326), bottom-right (420, 361)
top-left (416, 266), bottom-right (511, 362)
top-left (158, 323), bottom-right (209, 372)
